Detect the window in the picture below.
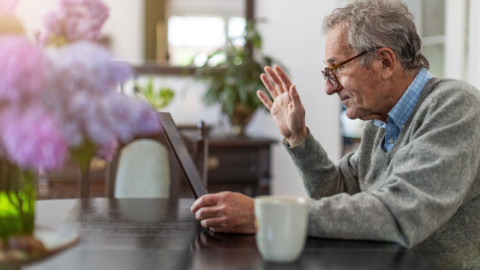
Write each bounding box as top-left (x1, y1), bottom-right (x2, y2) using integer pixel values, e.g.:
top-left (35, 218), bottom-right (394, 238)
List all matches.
top-left (404, 0), bottom-right (447, 77)
top-left (166, 0), bottom-right (246, 67)
top-left (168, 16), bottom-right (246, 66)
top-left (404, 0), bottom-right (480, 87)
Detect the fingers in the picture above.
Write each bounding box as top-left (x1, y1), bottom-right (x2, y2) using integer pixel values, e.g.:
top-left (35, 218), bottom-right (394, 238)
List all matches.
top-left (192, 192), bottom-right (256, 234)
top-left (260, 73), bottom-right (277, 99)
top-left (190, 194), bottom-right (220, 213)
top-left (264, 65), bottom-right (292, 93)
top-left (194, 203), bottom-right (226, 221)
top-left (200, 216), bottom-right (227, 228)
top-left (274, 65), bottom-right (293, 91)
top-left (286, 84), bottom-right (308, 146)
top-left (288, 84), bottom-right (302, 110)
top-left (195, 205), bottom-right (234, 232)
top-left (261, 66), bottom-right (289, 98)
top-left (264, 66), bottom-right (284, 96)
top-left (256, 90), bottom-right (273, 110)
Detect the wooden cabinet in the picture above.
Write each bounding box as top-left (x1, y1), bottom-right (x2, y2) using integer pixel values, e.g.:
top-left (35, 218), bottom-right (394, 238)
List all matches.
top-left (204, 135), bottom-right (276, 197)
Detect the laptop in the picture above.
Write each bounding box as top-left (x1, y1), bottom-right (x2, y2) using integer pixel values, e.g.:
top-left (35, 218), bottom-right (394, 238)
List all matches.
top-left (158, 112), bottom-right (209, 198)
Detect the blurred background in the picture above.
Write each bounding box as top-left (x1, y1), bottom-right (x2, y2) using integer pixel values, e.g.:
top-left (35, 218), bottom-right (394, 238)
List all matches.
top-left (16, 0), bottom-right (480, 197)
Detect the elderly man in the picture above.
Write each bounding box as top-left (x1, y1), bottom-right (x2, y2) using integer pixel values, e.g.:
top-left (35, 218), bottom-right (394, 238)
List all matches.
top-left (191, 0), bottom-right (480, 268)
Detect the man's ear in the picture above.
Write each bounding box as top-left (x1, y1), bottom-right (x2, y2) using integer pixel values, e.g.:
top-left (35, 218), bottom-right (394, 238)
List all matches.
top-left (378, 47), bottom-right (396, 80)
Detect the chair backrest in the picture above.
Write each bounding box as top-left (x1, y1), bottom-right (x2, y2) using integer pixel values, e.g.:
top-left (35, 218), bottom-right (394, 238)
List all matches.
top-left (105, 115), bottom-right (208, 199)
top-left (107, 137), bottom-right (173, 199)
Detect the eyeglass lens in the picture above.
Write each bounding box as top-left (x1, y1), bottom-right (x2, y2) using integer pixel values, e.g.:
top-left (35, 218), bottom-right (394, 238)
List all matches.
top-left (323, 69), bottom-right (339, 88)
top-left (322, 49), bottom-right (372, 90)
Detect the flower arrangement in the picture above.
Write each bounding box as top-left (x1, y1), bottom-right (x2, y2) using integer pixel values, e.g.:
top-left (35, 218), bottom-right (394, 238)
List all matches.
top-left (0, 0), bottom-right (161, 172)
top-left (0, 0), bottom-right (161, 241)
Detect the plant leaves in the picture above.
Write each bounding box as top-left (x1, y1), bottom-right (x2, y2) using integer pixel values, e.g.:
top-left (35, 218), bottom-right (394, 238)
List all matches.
top-left (136, 78), bottom-right (175, 110)
top-left (193, 19), bottom-right (284, 114)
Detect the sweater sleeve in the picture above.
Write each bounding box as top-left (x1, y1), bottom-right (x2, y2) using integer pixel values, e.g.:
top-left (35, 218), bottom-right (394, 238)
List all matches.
top-left (283, 133), bottom-right (361, 198)
top-left (285, 80), bottom-right (480, 248)
top-left (283, 130), bottom-right (406, 245)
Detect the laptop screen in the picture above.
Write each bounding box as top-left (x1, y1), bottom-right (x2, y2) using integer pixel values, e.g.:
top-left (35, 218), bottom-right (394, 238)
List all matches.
top-left (159, 112), bottom-right (208, 198)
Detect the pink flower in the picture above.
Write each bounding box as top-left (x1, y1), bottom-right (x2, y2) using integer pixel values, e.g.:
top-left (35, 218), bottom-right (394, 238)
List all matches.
top-left (0, 36), bottom-right (46, 104)
top-left (43, 88), bottom-right (161, 156)
top-left (0, 105), bottom-right (68, 171)
top-left (96, 138), bottom-right (117, 161)
top-left (40, 0), bottom-right (109, 45)
top-left (0, 0), bottom-right (162, 170)
top-left (42, 41), bottom-right (161, 161)
top-left (0, 0), bottom-right (19, 14)
top-left (44, 42), bottom-right (131, 95)
top-left (100, 94), bottom-right (162, 143)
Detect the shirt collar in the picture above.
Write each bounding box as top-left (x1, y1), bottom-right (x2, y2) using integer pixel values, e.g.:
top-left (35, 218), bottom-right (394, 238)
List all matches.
top-left (374, 68), bottom-right (432, 129)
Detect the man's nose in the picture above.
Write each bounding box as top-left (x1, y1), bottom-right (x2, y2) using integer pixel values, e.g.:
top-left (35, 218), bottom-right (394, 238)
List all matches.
top-left (325, 80), bottom-right (340, 95)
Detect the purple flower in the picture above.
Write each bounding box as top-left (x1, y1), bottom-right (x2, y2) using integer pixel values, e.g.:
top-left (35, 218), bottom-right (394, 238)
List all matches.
top-left (0, 0), bottom-right (162, 169)
top-left (40, 0), bottom-right (109, 45)
top-left (42, 42), bottom-right (161, 161)
top-left (44, 42), bottom-right (131, 95)
top-left (0, 35), bottom-right (46, 104)
top-left (100, 94), bottom-right (162, 143)
top-left (0, 105), bottom-right (68, 171)
top-left (45, 89), bottom-right (161, 154)
top-left (96, 138), bottom-right (118, 161)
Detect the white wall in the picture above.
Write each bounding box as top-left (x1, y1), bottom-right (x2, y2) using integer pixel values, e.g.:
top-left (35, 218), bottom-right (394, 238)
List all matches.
top-left (254, 0), bottom-right (342, 196)
top-left (16, 0), bottom-right (57, 37)
top-left (101, 0), bottom-right (144, 64)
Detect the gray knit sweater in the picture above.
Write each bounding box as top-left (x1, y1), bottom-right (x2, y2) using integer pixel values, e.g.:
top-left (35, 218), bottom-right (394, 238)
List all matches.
top-left (286, 78), bottom-right (480, 269)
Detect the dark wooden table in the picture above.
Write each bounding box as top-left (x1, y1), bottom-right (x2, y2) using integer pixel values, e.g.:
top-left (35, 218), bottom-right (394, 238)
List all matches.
top-left (23, 198), bottom-right (443, 270)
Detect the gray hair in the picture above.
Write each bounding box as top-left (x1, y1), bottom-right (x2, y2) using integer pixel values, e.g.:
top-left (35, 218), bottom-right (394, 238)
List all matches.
top-left (322, 0), bottom-right (429, 71)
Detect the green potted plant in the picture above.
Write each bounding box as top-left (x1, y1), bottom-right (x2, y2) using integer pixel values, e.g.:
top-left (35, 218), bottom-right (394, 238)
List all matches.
top-left (195, 20), bottom-right (282, 135)
top-left (135, 78), bottom-right (175, 111)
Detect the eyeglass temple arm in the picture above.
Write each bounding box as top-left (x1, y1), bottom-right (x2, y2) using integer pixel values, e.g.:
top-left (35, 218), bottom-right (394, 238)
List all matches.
top-left (328, 50), bottom-right (370, 70)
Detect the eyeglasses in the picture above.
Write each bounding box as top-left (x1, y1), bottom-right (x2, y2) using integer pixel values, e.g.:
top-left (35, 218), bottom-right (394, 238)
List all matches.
top-left (321, 50), bottom-right (371, 90)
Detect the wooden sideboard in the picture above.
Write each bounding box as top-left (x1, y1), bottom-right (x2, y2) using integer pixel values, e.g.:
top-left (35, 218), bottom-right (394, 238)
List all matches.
top-left (203, 134), bottom-right (276, 197)
top-left (39, 133), bottom-right (276, 199)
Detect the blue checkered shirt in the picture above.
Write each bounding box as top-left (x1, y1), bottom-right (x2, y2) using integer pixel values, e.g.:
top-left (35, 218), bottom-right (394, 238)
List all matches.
top-left (373, 68), bottom-right (432, 152)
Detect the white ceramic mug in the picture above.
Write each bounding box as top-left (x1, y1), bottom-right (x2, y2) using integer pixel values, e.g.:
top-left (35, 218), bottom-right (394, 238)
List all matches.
top-left (254, 195), bottom-right (308, 263)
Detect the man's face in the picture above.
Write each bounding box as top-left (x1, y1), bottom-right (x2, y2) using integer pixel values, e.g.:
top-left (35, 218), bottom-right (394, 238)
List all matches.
top-left (324, 25), bottom-right (390, 121)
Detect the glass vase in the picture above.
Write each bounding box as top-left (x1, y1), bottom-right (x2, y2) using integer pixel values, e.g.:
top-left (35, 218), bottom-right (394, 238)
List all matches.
top-left (0, 159), bottom-right (36, 240)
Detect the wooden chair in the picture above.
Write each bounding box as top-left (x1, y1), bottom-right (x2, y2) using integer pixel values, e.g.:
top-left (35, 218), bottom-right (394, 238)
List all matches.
top-left (105, 113), bottom-right (208, 199)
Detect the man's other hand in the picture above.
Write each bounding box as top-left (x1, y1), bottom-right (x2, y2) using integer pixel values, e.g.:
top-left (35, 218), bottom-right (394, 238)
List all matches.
top-left (191, 191), bottom-right (256, 234)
